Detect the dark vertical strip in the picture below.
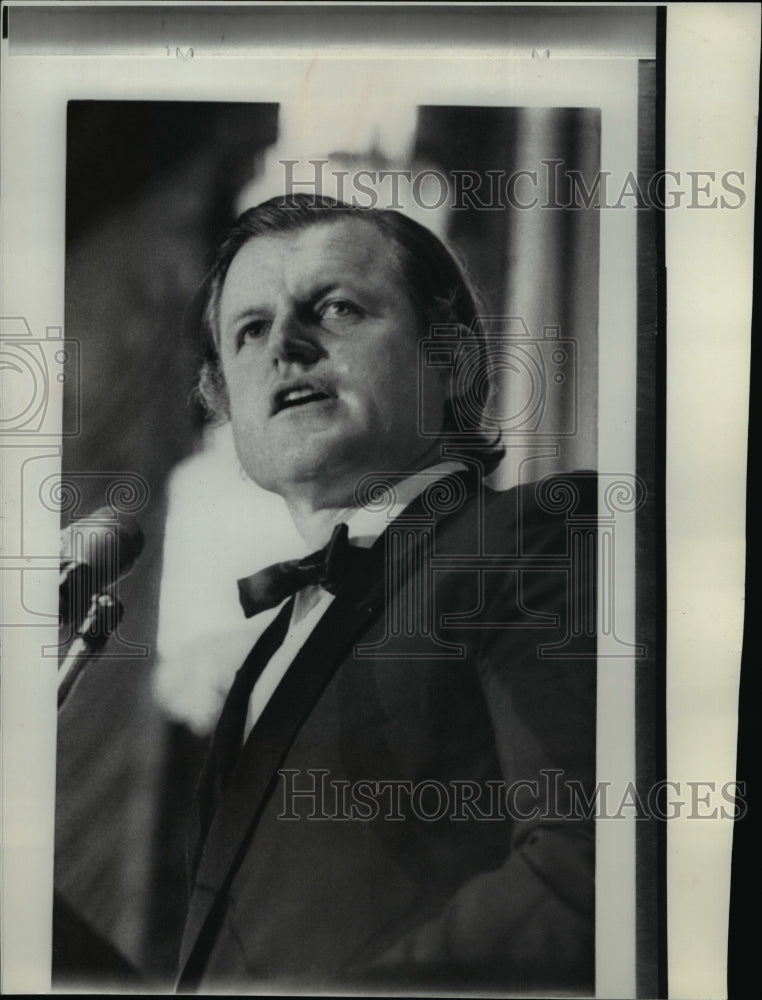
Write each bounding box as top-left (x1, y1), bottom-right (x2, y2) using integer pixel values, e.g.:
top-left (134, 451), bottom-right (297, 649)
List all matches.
top-left (654, 12), bottom-right (668, 998)
top-left (635, 59), bottom-right (659, 997)
top-left (635, 7), bottom-right (668, 998)
top-left (3, 4), bottom-right (9, 40)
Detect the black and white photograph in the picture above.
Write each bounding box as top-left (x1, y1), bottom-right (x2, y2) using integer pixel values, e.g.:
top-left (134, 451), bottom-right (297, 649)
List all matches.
top-left (0, 4), bottom-right (757, 997)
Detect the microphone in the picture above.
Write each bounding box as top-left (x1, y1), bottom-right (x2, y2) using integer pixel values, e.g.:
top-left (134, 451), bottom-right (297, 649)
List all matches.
top-left (59, 507), bottom-right (145, 630)
top-left (58, 508), bottom-right (145, 709)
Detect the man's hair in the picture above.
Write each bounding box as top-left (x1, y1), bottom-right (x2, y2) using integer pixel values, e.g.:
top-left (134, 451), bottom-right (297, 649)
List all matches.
top-left (197, 194), bottom-right (504, 474)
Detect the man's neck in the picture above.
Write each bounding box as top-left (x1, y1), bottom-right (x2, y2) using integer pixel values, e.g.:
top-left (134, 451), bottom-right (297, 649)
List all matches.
top-left (284, 498), bottom-right (353, 551)
top-left (281, 444), bottom-right (455, 550)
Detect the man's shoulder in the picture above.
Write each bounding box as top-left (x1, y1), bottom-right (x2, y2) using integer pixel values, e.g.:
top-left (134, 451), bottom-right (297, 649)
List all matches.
top-left (481, 468), bottom-right (597, 510)
top-left (449, 467), bottom-right (597, 549)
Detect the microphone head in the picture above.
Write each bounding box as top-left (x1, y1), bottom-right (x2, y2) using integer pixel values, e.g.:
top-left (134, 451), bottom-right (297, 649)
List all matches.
top-left (59, 508), bottom-right (145, 627)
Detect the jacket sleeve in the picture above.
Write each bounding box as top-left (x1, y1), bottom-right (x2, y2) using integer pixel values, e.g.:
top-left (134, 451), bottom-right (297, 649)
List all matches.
top-left (355, 479), bottom-right (597, 993)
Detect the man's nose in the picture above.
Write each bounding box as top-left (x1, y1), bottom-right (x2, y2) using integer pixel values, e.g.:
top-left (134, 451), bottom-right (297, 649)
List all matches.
top-left (268, 311), bottom-right (324, 368)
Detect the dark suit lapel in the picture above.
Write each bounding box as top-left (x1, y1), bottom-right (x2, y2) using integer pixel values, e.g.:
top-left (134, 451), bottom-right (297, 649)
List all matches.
top-left (179, 557), bottom-right (387, 982)
top-left (188, 599), bottom-right (295, 880)
top-left (178, 468), bottom-right (482, 982)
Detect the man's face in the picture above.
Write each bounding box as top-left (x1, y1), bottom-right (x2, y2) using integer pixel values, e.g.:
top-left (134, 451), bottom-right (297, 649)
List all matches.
top-left (217, 218), bottom-right (449, 504)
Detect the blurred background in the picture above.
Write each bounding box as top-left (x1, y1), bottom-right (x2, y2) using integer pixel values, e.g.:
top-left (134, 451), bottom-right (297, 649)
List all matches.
top-left (55, 92), bottom-right (599, 986)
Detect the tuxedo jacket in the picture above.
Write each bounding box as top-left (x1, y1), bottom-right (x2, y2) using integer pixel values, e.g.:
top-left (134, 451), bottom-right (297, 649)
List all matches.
top-left (177, 469), bottom-right (597, 995)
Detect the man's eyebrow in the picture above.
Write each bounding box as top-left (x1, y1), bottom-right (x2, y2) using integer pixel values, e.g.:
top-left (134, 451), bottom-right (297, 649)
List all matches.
top-left (304, 282), bottom-right (345, 306)
top-left (226, 306), bottom-right (269, 329)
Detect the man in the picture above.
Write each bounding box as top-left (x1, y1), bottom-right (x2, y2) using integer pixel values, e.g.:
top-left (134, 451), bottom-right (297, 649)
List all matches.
top-left (178, 194), bottom-right (596, 994)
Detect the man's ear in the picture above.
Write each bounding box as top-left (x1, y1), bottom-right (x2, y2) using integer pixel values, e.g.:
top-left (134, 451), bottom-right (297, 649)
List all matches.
top-left (197, 361), bottom-right (231, 423)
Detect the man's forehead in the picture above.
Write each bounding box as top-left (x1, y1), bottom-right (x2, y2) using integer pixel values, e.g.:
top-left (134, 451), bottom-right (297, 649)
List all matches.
top-left (224, 217), bottom-right (401, 292)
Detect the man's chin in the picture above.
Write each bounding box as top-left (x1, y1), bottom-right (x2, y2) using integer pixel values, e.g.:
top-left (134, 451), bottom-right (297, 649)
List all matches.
top-left (239, 437), bottom-right (445, 504)
top-left (241, 453), bottom-right (361, 502)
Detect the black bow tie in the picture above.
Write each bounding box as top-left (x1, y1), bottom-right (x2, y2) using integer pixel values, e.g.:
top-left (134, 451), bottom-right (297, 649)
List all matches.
top-left (237, 523), bottom-right (372, 618)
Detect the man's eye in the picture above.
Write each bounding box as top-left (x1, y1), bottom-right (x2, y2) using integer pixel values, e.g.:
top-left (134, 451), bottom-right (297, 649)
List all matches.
top-left (319, 299), bottom-right (362, 321)
top-left (236, 321), bottom-right (268, 348)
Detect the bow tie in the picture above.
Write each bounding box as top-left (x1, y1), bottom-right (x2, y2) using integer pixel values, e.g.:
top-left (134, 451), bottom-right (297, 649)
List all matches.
top-left (237, 523), bottom-right (373, 618)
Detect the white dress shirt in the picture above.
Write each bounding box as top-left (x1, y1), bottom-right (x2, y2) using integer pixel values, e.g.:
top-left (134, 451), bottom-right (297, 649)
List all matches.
top-left (243, 461), bottom-right (466, 741)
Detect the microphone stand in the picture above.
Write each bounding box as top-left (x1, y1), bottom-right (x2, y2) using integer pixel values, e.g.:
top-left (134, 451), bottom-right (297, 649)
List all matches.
top-left (58, 592), bottom-right (123, 710)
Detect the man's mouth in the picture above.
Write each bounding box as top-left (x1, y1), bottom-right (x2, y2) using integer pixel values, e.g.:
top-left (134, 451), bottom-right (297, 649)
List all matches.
top-left (272, 382), bottom-right (335, 415)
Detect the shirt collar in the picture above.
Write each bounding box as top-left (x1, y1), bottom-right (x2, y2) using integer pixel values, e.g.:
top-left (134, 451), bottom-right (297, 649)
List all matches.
top-left (290, 460), bottom-right (467, 623)
top-left (343, 460), bottom-right (468, 549)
